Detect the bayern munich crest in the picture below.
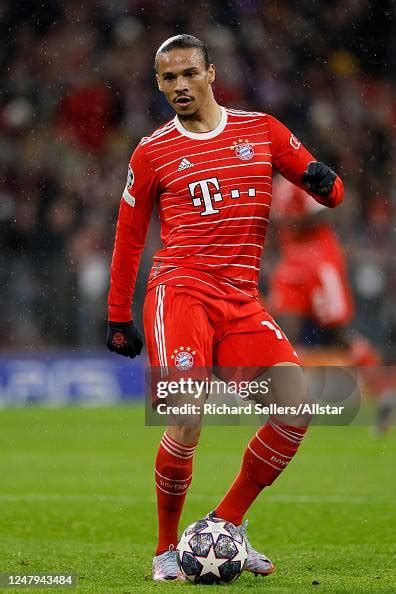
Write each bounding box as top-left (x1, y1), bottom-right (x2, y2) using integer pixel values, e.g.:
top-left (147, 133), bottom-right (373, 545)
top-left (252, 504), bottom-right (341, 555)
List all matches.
top-left (232, 138), bottom-right (254, 161)
top-left (171, 346), bottom-right (196, 371)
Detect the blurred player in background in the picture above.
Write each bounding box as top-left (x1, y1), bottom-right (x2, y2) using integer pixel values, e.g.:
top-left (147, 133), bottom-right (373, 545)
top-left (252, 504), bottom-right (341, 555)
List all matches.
top-left (106, 35), bottom-right (345, 581)
top-left (268, 174), bottom-right (354, 352)
top-left (267, 176), bottom-right (394, 435)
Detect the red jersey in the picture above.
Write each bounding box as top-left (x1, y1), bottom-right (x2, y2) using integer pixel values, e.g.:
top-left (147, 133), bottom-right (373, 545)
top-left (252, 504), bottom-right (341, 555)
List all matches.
top-left (271, 175), bottom-right (342, 257)
top-left (108, 107), bottom-right (344, 322)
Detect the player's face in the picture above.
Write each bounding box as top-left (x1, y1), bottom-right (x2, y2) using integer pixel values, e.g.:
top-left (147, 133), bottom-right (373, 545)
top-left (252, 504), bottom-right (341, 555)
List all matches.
top-left (156, 48), bottom-right (215, 118)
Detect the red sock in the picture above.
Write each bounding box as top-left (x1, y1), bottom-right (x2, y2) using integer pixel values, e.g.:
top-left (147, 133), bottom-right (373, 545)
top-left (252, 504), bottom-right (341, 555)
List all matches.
top-left (155, 432), bottom-right (197, 555)
top-left (215, 418), bottom-right (308, 526)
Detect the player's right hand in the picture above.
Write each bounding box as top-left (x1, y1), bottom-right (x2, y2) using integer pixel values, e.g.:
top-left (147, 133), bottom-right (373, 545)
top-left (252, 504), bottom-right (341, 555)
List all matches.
top-left (106, 321), bottom-right (143, 359)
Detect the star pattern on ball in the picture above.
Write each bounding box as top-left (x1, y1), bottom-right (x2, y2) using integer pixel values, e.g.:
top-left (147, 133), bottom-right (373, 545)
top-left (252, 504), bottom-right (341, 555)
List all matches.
top-left (198, 519), bottom-right (234, 541)
top-left (229, 540), bottom-right (248, 567)
top-left (194, 545), bottom-right (229, 578)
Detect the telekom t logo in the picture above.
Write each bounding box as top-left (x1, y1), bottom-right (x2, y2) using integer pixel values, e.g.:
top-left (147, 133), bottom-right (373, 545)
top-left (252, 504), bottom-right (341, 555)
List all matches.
top-left (188, 176), bottom-right (256, 216)
top-left (188, 177), bottom-right (222, 216)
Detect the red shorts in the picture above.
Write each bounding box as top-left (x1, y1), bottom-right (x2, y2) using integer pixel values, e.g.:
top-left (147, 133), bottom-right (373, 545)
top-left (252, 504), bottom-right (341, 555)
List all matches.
top-left (268, 249), bottom-right (354, 327)
top-left (143, 285), bottom-right (300, 379)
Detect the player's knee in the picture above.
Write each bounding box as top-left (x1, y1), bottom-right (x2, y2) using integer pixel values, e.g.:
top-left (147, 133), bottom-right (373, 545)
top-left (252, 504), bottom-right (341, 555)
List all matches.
top-left (167, 424), bottom-right (202, 446)
top-left (258, 363), bottom-right (313, 427)
top-left (164, 385), bottom-right (207, 431)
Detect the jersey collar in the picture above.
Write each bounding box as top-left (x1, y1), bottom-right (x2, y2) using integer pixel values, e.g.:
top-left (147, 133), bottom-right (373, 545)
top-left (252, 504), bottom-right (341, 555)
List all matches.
top-left (173, 106), bottom-right (227, 140)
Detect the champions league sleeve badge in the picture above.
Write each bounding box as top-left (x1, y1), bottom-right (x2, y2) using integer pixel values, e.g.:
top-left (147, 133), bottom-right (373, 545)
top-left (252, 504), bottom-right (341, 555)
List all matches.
top-left (126, 164), bottom-right (134, 189)
top-left (122, 164), bottom-right (136, 206)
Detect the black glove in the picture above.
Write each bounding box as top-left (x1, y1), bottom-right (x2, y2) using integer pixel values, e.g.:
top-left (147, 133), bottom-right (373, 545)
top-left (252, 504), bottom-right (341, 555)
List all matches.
top-left (302, 161), bottom-right (337, 197)
top-left (106, 321), bottom-right (143, 359)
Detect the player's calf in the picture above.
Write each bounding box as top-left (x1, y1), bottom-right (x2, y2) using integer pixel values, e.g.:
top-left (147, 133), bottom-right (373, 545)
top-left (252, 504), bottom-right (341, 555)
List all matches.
top-left (154, 387), bottom-right (206, 557)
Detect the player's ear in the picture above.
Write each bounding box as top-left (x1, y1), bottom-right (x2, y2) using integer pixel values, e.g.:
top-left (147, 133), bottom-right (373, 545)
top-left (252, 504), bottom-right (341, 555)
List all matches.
top-left (156, 73), bottom-right (163, 92)
top-left (207, 64), bottom-right (215, 85)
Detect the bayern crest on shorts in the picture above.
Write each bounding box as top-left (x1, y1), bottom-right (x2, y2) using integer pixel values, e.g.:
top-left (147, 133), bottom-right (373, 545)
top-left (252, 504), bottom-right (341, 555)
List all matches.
top-left (171, 346), bottom-right (196, 371)
top-left (232, 139), bottom-right (254, 161)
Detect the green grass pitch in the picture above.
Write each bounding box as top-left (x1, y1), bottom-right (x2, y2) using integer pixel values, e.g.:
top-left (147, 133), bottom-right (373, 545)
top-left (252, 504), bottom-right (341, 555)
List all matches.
top-left (0, 405), bottom-right (395, 593)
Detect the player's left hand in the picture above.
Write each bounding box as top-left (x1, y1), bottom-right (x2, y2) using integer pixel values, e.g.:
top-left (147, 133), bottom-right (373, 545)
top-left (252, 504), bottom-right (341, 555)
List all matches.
top-left (302, 161), bottom-right (337, 196)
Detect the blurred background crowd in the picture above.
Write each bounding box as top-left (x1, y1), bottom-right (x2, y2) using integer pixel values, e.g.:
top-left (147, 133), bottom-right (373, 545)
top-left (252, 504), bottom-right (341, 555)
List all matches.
top-left (0, 0), bottom-right (395, 358)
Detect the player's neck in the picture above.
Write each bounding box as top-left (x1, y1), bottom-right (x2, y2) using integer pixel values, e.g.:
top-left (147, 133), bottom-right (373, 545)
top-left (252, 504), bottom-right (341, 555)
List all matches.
top-left (176, 97), bottom-right (222, 134)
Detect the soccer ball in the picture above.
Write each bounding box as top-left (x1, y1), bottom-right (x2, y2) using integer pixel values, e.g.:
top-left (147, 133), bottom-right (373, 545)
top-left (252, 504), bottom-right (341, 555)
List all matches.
top-left (177, 516), bottom-right (248, 584)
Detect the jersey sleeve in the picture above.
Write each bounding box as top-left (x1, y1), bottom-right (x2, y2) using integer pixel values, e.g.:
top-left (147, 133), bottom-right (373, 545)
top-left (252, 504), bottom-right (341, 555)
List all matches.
top-left (107, 143), bottom-right (159, 322)
top-left (268, 114), bottom-right (344, 208)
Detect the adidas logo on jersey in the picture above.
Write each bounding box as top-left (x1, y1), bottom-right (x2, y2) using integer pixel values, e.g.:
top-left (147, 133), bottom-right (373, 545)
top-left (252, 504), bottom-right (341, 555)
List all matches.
top-left (177, 158), bottom-right (194, 171)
